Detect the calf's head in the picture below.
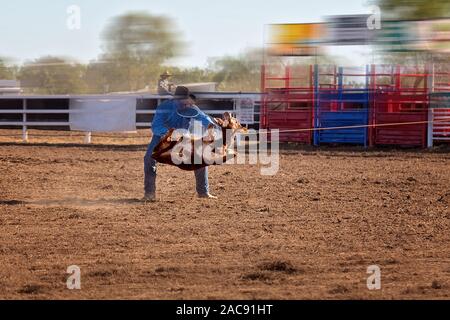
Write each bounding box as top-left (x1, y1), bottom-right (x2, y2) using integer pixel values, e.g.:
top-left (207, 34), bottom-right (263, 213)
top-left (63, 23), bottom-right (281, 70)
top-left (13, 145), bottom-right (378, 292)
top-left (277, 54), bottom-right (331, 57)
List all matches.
top-left (213, 112), bottom-right (247, 132)
top-left (206, 112), bottom-right (248, 147)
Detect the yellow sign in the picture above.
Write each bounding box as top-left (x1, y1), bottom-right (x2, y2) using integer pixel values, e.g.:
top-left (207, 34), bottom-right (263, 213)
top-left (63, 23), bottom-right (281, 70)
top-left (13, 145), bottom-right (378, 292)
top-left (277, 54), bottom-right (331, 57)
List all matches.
top-left (267, 23), bottom-right (325, 56)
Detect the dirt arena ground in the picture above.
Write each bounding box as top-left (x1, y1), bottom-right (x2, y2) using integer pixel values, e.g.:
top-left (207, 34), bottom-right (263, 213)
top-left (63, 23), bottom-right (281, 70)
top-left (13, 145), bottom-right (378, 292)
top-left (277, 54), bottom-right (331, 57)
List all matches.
top-left (0, 130), bottom-right (449, 300)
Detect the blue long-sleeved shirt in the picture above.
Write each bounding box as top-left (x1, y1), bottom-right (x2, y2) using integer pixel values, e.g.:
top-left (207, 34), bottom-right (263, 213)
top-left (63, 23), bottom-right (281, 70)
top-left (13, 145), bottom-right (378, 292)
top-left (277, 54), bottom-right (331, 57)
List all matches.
top-left (151, 99), bottom-right (216, 137)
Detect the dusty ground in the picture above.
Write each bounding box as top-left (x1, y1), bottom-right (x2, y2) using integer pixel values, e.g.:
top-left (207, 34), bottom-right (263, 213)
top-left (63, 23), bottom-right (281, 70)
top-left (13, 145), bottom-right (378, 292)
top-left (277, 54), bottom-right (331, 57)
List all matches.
top-left (0, 130), bottom-right (449, 300)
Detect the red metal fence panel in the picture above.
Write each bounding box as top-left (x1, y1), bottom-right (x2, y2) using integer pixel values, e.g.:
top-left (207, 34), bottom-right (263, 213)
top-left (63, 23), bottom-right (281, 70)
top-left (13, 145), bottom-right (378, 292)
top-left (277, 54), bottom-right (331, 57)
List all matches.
top-left (261, 65), bottom-right (314, 143)
top-left (369, 65), bottom-right (430, 147)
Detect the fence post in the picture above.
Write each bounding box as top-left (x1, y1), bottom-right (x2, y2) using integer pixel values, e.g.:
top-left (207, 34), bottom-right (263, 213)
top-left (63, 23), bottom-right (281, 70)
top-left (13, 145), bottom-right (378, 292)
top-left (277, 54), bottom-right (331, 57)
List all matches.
top-left (84, 132), bottom-right (92, 144)
top-left (427, 108), bottom-right (433, 148)
top-left (364, 65), bottom-right (370, 148)
top-left (22, 99), bottom-right (28, 143)
top-left (427, 63), bottom-right (435, 148)
top-left (313, 64), bottom-right (319, 146)
top-left (369, 64), bottom-right (376, 147)
top-left (260, 65), bottom-right (266, 128)
top-left (234, 98), bottom-right (241, 148)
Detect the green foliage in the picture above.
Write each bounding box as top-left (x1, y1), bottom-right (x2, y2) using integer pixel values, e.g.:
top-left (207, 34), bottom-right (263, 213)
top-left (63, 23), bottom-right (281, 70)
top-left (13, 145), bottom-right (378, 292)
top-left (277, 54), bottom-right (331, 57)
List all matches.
top-left (167, 67), bottom-right (215, 86)
top-left (98, 12), bottom-right (184, 92)
top-left (101, 12), bottom-right (182, 64)
top-left (18, 56), bottom-right (86, 94)
top-left (0, 58), bottom-right (15, 79)
top-left (377, 0), bottom-right (449, 20)
top-left (208, 48), bottom-right (263, 91)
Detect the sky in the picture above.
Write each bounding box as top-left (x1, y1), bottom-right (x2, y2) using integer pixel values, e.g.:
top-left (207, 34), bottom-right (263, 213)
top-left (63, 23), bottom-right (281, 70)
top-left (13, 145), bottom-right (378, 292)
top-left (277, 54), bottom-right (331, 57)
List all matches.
top-left (0, 0), bottom-right (374, 67)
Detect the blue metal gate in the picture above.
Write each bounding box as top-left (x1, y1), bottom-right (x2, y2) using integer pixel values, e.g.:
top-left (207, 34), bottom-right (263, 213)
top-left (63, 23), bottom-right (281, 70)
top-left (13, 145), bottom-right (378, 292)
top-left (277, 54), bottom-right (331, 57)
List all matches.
top-left (314, 66), bottom-right (369, 146)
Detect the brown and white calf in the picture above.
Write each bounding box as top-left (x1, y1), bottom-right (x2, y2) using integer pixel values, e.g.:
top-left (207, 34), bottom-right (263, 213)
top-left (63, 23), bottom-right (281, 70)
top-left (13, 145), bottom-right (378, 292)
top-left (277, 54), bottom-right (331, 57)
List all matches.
top-left (152, 112), bottom-right (247, 171)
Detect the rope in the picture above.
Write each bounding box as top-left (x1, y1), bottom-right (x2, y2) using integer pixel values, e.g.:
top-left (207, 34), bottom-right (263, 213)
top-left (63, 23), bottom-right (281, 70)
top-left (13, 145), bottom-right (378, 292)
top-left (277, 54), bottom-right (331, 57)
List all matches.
top-left (243, 118), bottom-right (450, 135)
top-left (0, 119), bottom-right (448, 139)
top-left (176, 107), bottom-right (200, 118)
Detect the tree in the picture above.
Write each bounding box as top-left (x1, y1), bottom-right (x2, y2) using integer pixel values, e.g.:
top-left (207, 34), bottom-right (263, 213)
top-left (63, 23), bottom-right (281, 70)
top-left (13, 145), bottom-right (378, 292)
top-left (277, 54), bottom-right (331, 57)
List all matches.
top-left (168, 67), bottom-right (214, 86)
top-left (99, 12), bottom-right (184, 92)
top-left (83, 60), bottom-right (120, 93)
top-left (208, 48), bottom-right (264, 92)
top-left (377, 0), bottom-right (449, 20)
top-left (19, 56), bottom-right (86, 94)
top-left (0, 58), bottom-right (15, 79)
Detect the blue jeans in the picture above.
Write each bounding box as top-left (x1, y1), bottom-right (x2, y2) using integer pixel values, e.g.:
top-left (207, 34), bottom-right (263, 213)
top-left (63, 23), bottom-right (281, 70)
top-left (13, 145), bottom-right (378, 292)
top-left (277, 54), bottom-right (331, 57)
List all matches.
top-left (144, 135), bottom-right (210, 195)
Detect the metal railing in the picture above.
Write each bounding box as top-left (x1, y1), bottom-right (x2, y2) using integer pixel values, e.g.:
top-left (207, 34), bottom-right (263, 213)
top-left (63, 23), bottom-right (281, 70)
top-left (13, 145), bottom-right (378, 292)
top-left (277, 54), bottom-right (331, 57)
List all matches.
top-left (0, 93), bottom-right (261, 143)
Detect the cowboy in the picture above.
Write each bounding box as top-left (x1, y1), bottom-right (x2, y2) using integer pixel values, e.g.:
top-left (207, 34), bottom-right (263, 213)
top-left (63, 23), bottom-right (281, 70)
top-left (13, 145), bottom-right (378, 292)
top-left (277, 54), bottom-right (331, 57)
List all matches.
top-left (144, 86), bottom-right (218, 201)
top-left (157, 70), bottom-right (174, 95)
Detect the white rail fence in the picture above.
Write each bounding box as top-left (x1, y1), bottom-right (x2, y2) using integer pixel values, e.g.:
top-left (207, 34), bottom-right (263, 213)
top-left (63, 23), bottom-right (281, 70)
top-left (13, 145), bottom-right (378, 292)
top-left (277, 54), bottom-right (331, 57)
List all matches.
top-left (1, 93), bottom-right (448, 147)
top-left (428, 108), bottom-right (450, 147)
top-left (427, 92), bottom-right (450, 147)
top-left (0, 93), bottom-right (261, 143)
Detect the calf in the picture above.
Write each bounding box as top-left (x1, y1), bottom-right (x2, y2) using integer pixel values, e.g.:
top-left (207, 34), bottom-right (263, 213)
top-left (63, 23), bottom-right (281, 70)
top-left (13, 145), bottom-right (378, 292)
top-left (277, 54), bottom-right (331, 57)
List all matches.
top-left (152, 112), bottom-right (247, 171)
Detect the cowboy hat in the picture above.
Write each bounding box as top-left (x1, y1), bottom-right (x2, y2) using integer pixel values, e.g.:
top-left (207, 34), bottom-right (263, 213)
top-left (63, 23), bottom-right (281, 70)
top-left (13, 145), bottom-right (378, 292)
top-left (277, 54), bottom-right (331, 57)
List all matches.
top-left (160, 70), bottom-right (172, 77)
top-left (173, 86), bottom-right (196, 100)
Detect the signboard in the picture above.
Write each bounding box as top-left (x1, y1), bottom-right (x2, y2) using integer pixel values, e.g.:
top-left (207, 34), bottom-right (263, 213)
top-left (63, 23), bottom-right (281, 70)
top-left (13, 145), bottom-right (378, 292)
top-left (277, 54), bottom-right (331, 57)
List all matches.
top-left (375, 19), bottom-right (450, 53)
top-left (267, 23), bottom-right (325, 56)
top-left (375, 20), bottom-right (419, 52)
top-left (325, 15), bottom-right (376, 45)
top-left (69, 98), bottom-right (136, 132)
top-left (235, 98), bottom-right (255, 125)
top-left (266, 18), bottom-right (449, 54)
